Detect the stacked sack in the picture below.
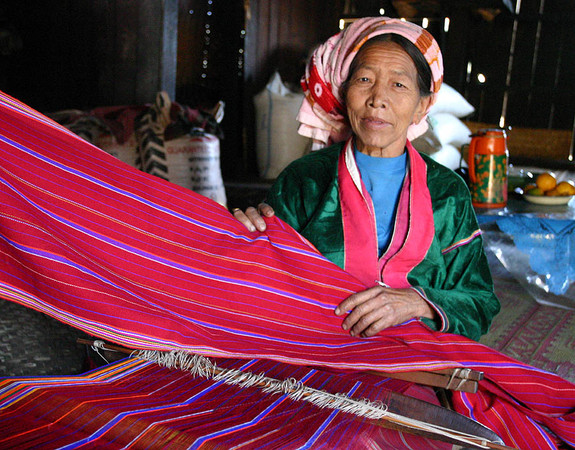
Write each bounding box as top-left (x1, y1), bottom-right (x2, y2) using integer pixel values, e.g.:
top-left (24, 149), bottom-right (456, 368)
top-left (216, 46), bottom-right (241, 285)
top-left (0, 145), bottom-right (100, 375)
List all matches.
top-left (254, 72), bottom-right (311, 180)
top-left (50, 93), bottom-right (227, 207)
top-left (411, 83), bottom-right (475, 170)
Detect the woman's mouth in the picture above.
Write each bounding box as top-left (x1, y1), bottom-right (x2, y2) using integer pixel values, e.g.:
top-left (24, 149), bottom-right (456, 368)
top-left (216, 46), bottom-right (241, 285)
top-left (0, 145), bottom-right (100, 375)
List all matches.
top-left (362, 117), bottom-right (389, 128)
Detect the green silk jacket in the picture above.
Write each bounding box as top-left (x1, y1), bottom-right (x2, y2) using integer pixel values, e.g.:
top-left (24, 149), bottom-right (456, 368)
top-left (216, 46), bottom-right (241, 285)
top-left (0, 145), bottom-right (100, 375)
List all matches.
top-left (266, 140), bottom-right (500, 341)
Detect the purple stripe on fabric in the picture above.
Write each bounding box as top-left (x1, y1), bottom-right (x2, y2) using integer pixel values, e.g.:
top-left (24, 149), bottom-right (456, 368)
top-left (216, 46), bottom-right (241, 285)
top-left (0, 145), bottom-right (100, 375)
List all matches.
top-left (0, 108), bottom-right (229, 220)
top-left (0, 192), bottom-right (337, 314)
top-left (0, 95), bottom-right (78, 136)
top-left (1, 165), bottom-right (350, 311)
top-left (0, 283), bottom-right (370, 356)
top-left (1, 139), bottom-right (352, 293)
top-left (0, 213), bottom-right (349, 325)
top-left (0, 134), bottom-right (270, 243)
top-left (0, 261), bottom-right (356, 346)
top-left (459, 392), bottom-right (476, 421)
top-left (527, 417), bottom-right (559, 449)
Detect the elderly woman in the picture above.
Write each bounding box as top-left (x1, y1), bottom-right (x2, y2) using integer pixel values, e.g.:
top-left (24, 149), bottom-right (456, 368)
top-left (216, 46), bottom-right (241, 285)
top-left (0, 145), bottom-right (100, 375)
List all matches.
top-left (235, 17), bottom-right (499, 341)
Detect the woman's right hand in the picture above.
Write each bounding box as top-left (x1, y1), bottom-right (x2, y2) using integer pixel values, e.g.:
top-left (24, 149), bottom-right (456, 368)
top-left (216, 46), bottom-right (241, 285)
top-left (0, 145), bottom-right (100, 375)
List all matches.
top-left (232, 203), bottom-right (275, 232)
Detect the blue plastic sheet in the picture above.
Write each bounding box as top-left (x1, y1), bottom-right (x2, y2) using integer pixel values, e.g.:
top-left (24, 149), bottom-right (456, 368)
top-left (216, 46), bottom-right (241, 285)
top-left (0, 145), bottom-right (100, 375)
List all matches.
top-left (496, 217), bottom-right (575, 295)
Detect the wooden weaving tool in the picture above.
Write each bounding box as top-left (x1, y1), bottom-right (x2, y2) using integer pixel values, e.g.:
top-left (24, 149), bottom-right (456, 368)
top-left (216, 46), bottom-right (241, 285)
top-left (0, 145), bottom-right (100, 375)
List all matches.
top-left (371, 367), bottom-right (483, 393)
top-left (78, 339), bottom-right (516, 450)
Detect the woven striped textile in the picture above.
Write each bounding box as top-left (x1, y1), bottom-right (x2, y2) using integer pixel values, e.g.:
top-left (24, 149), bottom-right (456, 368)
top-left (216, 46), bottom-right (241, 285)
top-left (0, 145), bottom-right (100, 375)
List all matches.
top-left (0, 90), bottom-right (574, 449)
top-left (0, 357), bottom-right (453, 449)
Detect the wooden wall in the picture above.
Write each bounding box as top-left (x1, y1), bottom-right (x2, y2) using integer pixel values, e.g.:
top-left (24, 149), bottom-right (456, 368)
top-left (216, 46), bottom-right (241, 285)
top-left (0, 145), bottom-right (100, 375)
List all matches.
top-left (240, 0), bottom-right (345, 177)
top-left (1, 0), bottom-right (573, 176)
top-left (1, 0), bottom-right (344, 178)
top-left (243, 0), bottom-right (344, 92)
top-left (175, 0), bottom-right (346, 178)
top-left (176, 0), bottom-right (247, 179)
top-left (1, 0), bottom-right (177, 110)
top-left (94, 0), bottom-right (178, 106)
top-left (442, 0), bottom-right (575, 131)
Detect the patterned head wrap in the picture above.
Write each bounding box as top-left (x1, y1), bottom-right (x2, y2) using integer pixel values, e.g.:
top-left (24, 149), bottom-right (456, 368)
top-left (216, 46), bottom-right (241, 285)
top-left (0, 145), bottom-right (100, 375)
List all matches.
top-left (297, 17), bottom-right (444, 147)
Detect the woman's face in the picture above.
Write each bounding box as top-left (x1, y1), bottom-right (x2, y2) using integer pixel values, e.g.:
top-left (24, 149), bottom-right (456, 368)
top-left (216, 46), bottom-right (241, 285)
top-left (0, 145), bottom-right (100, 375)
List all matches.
top-left (345, 41), bottom-right (432, 157)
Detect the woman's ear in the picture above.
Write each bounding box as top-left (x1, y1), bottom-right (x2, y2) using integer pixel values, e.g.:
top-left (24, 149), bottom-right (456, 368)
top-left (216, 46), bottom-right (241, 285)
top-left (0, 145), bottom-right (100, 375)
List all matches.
top-left (413, 95), bottom-right (434, 125)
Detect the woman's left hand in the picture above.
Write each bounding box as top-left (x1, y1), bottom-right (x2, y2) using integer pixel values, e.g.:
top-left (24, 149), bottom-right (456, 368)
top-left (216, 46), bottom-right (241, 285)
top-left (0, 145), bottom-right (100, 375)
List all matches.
top-left (335, 286), bottom-right (435, 337)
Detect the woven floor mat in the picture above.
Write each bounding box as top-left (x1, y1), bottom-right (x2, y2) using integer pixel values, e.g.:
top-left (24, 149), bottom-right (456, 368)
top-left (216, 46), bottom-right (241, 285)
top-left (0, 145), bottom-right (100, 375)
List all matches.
top-left (481, 251), bottom-right (575, 383)
top-left (0, 299), bottom-right (89, 377)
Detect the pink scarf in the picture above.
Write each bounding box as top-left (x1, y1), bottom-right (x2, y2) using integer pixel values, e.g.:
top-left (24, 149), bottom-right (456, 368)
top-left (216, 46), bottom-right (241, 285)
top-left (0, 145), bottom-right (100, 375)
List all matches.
top-left (298, 17), bottom-right (444, 146)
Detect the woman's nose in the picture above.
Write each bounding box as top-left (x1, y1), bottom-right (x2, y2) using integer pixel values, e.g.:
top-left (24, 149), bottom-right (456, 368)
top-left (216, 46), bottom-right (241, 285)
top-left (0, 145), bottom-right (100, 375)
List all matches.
top-left (368, 85), bottom-right (388, 108)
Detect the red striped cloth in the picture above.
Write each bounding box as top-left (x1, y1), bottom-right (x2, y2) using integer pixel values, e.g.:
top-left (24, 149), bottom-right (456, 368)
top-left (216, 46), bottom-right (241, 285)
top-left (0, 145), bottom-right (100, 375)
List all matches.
top-left (0, 358), bottom-right (451, 449)
top-left (0, 90), bottom-right (574, 449)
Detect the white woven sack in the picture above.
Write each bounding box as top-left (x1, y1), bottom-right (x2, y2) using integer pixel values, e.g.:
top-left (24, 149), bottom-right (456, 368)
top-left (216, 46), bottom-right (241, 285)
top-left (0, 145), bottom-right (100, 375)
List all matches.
top-left (164, 133), bottom-right (227, 207)
top-left (254, 72), bottom-right (310, 179)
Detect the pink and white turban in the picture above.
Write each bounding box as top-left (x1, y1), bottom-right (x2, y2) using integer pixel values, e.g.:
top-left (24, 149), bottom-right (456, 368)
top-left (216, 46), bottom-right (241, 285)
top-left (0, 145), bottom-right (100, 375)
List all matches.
top-left (297, 17), bottom-right (444, 147)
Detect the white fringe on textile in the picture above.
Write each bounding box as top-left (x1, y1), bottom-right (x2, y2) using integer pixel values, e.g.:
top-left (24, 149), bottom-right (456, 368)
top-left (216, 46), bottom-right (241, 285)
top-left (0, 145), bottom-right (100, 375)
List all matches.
top-left (136, 349), bottom-right (388, 420)
top-left (135, 349), bottom-right (492, 449)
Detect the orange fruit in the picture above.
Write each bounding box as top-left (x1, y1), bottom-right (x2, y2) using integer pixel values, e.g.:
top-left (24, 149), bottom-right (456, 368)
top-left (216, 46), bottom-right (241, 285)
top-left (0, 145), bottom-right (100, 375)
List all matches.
top-left (525, 187), bottom-right (543, 196)
top-left (545, 188), bottom-right (561, 197)
top-left (556, 181), bottom-right (575, 196)
top-left (536, 172), bottom-right (557, 191)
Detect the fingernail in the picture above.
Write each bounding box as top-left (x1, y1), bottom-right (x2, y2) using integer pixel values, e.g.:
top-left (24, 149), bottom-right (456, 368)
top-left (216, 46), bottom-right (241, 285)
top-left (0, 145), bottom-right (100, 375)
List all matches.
top-left (334, 308), bottom-right (340, 315)
top-left (249, 226), bottom-right (256, 232)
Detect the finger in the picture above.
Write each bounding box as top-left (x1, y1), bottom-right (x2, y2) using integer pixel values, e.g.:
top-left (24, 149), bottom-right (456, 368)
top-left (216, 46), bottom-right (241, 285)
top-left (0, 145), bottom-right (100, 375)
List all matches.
top-left (348, 301), bottom-right (399, 337)
top-left (231, 208), bottom-right (257, 232)
top-left (335, 286), bottom-right (383, 316)
top-left (245, 206), bottom-right (267, 231)
top-left (360, 316), bottom-right (390, 338)
top-left (257, 202), bottom-right (275, 217)
top-left (343, 300), bottom-right (384, 335)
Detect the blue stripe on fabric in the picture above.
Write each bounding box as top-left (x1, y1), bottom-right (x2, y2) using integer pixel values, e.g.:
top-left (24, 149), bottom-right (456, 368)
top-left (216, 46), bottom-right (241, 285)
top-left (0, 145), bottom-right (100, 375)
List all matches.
top-left (188, 368), bottom-right (316, 450)
top-left (56, 361), bottom-right (259, 450)
top-left (122, 360), bottom-right (261, 449)
top-left (297, 381), bottom-right (362, 450)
